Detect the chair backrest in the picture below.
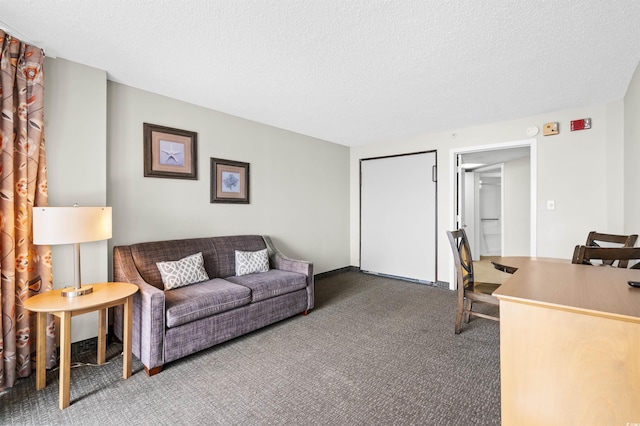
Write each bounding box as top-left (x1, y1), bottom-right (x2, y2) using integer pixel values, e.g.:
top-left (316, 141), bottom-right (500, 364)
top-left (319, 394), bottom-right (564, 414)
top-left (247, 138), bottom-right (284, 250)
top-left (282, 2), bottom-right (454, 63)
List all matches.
top-left (585, 231), bottom-right (638, 248)
top-left (572, 245), bottom-right (640, 268)
top-left (446, 229), bottom-right (475, 291)
top-left (579, 232), bottom-right (638, 267)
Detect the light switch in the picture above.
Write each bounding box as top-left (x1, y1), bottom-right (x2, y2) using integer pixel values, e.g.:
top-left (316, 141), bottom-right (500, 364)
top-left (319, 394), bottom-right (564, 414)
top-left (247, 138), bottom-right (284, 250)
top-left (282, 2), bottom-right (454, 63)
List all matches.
top-left (547, 200), bottom-right (555, 210)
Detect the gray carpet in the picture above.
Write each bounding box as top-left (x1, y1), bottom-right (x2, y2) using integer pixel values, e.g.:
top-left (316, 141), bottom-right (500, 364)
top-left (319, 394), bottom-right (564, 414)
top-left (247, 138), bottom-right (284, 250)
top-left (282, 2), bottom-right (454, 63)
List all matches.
top-left (0, 271), bottom-right (500, 425)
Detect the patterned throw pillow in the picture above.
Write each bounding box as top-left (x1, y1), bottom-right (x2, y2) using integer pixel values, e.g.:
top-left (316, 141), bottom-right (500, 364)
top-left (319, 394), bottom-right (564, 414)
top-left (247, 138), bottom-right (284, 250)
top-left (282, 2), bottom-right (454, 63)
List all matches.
top-left (156, 252), bottom-right (210, 290)
top-left (235, 249), bottom-right (270, 276)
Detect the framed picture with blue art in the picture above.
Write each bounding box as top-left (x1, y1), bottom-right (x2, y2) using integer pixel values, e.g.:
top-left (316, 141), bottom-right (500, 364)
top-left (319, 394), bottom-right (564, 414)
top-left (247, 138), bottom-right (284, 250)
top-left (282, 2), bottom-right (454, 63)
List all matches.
top-left (210, 157), bottom-right (250, 204)
top-left (143, 123), bottom-right (197, 180)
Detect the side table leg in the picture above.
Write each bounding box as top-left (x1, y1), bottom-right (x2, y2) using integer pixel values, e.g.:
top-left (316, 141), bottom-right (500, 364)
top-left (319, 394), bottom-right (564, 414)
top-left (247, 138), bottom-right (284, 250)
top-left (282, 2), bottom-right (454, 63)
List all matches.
top-left (97, 308), bottom-right (107, 364)
top-left (59, 311), bottom-right (71, 409)
top-left (122, 296), bottom-right (133, 379)
top-left (35, 311), bottom-right (46, 390)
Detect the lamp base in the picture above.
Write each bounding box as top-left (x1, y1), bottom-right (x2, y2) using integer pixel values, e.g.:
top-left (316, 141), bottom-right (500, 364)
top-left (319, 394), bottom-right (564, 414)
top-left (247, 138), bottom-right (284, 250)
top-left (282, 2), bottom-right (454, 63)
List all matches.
top-left (60, 285), bottom-right (93, 298)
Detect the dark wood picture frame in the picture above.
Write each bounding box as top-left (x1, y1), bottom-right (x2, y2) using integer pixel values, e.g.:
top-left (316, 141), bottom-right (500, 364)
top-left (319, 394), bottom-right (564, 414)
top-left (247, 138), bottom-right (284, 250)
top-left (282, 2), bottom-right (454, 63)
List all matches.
top-left (144, 123), bottom-right (198, 180)
top-left (210, 157), bottom-right (250, 204)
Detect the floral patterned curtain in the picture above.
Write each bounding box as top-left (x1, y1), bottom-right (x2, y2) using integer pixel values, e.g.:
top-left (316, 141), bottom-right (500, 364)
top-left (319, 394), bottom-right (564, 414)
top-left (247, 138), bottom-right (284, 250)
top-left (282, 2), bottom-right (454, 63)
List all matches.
top-left (0, 30), bottom-right (55, 391)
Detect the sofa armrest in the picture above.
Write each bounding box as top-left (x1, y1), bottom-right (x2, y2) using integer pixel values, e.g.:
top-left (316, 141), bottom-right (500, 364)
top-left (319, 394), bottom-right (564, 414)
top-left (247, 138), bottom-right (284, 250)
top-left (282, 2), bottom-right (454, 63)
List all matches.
top-left (113, 246), bottom-right (166, 371)
top-left (263, 236), bottom-right (314, 310)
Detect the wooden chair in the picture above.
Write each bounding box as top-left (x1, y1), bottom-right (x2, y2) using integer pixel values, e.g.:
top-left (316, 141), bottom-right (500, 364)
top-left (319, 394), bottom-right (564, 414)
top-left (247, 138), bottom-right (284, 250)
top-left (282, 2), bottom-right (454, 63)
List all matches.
top-left (572, 245), bottom-right (640, 269)
top-left (572, 231), bottom-right (638, 267)
top-left (447, 229), bottom-right (501, 334)
top-left (585, 231), bottom-right (638, 248)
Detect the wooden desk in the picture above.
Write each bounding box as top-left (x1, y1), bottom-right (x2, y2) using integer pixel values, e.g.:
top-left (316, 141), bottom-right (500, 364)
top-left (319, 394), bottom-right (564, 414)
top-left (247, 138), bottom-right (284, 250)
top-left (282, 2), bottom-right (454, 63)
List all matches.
top-left (23, 282), bottom-right (138, 409)
top-left (493, 258), bottom-right (640, 424)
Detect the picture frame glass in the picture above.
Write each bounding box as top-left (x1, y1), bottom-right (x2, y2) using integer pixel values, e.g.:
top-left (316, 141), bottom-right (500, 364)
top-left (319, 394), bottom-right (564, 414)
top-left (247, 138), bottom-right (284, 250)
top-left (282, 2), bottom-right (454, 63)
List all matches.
top-left (221, 170), bottom-right (241, 194)
top-left (159, 140), bottom-right (186, 167)
top-left (153, 133), bottom-right (191, 173)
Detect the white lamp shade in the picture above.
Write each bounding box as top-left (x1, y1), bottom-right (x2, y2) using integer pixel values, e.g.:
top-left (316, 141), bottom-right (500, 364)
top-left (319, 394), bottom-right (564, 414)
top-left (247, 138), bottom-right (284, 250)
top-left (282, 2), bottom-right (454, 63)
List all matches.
top-left (33, 206), bottom-right (112, 245)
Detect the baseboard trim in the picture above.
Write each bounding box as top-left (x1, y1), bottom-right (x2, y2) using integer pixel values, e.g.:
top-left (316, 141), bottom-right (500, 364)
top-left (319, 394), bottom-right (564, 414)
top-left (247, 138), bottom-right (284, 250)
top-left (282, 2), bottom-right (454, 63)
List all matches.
top-left (433, 281), bottom-right (451, 290)
top-left (69, 327), bottom-right (118, 358)
top-left (314, 266), bottom-right (360, 280)
top-left (70, 337), bottom-right (99, 357)
top-left (314, 267), bottom-right (450, 290)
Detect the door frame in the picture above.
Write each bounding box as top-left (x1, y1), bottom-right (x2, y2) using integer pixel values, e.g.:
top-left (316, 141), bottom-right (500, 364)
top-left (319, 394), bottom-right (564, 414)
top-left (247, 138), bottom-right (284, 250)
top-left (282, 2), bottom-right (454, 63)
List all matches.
top-left (459, 169), bottom-right (482, 260)
top-left (449, 139), bottom-right (537, 289)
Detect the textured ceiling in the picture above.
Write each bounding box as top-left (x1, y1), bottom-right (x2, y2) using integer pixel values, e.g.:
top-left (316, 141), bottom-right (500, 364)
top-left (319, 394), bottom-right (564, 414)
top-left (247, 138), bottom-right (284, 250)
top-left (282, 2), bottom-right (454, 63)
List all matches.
top-left (2, 1), bottom-right (640, 147)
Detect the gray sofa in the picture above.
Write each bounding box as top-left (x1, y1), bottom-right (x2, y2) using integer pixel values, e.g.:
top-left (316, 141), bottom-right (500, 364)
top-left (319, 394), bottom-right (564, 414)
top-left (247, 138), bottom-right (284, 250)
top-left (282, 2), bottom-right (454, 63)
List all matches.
top-left (112, 235), bottom-right (313, 376)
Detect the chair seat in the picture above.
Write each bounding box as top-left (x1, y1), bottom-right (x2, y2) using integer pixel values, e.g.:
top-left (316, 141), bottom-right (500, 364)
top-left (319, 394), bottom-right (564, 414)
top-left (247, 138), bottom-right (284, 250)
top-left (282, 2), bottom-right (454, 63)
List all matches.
top-left (473, 281), bottom-right (501, 295)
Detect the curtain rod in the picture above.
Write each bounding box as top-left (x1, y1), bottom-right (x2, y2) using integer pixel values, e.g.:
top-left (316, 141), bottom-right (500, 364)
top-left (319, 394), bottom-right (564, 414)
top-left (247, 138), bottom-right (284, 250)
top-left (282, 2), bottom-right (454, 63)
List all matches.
top-left (0, 20), bottom-right (49, 56)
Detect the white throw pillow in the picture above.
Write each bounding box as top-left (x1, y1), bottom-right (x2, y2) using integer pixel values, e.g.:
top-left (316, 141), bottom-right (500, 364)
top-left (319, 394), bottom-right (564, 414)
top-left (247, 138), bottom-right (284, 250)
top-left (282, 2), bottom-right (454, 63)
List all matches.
top-left (156, 252), bottom-right (209, 290)
top-left (235, 249), bottom-right (269, 276)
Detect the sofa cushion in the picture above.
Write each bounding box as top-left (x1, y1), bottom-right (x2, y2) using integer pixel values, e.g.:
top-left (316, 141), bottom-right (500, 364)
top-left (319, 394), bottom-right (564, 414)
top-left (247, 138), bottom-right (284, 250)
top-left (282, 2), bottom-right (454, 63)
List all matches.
top-left (235, 249), bottom-right (269, 276)
top-left (156, 252), bottom-right (210, 290)
top-left (164, 278), bottom-right (251, 328)
top-left (211, 235), bottom-right (267, 278)
top-left (226, 269), bottom-right (307, 303)
top-left (126, 235), bottom-right (268, 288)
top-left (129, 238), bottom-right (218, 289)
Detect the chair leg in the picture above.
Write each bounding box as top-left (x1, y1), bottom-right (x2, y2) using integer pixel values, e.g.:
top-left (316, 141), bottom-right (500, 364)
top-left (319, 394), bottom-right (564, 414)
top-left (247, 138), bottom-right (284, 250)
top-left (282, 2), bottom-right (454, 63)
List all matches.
top-left (455, 298), bottom-right (465, 334)
top-left (464, 299), bottom-right (473, 323)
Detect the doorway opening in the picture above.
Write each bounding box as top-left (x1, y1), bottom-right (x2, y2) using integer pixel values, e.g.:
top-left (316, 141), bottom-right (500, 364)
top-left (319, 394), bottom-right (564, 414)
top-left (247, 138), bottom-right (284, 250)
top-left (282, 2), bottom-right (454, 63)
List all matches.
top-left (449, 139), bottom-right (537, 287)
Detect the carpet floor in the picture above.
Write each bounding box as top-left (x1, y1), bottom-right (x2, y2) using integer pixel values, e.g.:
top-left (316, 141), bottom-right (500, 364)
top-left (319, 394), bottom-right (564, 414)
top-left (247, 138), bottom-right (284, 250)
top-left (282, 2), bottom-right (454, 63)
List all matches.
top-left (0, 271), bottom-right (500, 425)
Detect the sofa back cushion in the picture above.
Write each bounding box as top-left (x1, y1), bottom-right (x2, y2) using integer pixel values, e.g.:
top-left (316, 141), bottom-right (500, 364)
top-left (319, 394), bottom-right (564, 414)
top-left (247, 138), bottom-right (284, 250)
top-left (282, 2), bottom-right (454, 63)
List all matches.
top-left (130, 238), bottom-right (217, 289)
top-left (209, 235), bottom-right (267, 278)
top-left (127, 235), bottom-right (267, 289)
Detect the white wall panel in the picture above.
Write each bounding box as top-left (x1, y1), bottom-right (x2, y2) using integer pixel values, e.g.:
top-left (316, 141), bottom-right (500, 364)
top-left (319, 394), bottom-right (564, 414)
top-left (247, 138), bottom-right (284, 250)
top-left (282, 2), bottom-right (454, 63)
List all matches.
top-left (360, 152), bottom-right (437, 282)
top-left (503, 156), bottom-right (531, 256)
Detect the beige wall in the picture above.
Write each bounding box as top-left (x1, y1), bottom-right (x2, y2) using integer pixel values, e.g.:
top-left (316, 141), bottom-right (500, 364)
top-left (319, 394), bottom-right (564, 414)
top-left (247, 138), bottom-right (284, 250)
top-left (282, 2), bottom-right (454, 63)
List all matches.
top-left (106, 82), bottom-right (350, 274)
top-left (351, 102), bottom-right (625, 285)
top-left (44, 57), bottom-right (109, 341)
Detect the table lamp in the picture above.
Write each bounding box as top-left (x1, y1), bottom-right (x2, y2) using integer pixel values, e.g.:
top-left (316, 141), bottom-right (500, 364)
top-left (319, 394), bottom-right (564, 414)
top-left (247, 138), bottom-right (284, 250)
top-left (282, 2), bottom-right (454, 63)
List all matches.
top-left (33, 205), bottom-right (112, 297)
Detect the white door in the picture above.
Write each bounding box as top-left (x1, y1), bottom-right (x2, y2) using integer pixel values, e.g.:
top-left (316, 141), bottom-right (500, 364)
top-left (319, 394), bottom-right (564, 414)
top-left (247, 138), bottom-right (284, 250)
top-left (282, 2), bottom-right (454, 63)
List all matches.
top-left (360, 151), bottom-right (437, 282)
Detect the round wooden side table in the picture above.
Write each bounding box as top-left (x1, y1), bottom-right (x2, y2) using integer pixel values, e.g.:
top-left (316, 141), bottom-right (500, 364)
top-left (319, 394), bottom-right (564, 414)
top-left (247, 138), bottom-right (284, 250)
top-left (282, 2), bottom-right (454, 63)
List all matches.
top-left (24, 282), bottom-right (138, 409)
